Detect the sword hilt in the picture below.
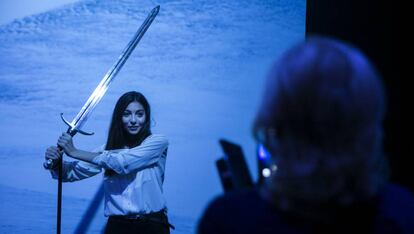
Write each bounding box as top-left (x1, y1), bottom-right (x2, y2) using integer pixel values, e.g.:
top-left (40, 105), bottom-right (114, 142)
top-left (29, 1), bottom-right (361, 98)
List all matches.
top-left (43, 113), bottom-right (94, 170)
top-left (60, 113), bottom-right (94, 136)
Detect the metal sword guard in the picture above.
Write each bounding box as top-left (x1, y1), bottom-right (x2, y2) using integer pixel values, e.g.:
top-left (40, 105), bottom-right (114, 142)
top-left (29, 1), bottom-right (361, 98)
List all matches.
top-left (60, 113), bottom-right (94, 136)
top-left (43, 113), bottom-right (93, 170)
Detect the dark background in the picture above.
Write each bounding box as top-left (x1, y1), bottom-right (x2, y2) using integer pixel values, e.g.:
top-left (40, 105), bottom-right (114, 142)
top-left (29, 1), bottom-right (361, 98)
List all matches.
top-left (306, 1), bottom-right (411, 192)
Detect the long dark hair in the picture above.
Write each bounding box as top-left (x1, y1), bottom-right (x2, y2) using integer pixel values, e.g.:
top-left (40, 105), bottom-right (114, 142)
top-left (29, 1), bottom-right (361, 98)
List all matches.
top-left (105, 91), bottom-right (152, 150)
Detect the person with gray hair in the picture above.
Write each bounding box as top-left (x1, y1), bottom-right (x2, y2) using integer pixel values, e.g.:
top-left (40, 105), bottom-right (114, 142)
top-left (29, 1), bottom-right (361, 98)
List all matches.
top-left (197, 36), bottom-right (414, 234)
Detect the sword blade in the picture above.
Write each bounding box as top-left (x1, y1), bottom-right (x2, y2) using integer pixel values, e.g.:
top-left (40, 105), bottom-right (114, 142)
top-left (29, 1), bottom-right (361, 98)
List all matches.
top-left (68, 5), bottom-right (160, 133)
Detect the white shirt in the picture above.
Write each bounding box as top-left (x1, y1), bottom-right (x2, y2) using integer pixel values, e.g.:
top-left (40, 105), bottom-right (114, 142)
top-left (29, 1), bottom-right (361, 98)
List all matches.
top-left (51, 134), bottom-right (169, 216)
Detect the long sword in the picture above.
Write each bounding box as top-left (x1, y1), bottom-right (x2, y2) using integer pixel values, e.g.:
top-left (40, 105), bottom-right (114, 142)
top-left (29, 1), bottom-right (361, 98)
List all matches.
top-left (46, 6), bottom-right (160, 234)
top-left (61, 5), bottom-right (160, 135)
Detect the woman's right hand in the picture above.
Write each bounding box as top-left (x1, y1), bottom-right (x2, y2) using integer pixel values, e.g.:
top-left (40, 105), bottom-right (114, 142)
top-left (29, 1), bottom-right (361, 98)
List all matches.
top-left (44, 146), bottom-right (63, 169)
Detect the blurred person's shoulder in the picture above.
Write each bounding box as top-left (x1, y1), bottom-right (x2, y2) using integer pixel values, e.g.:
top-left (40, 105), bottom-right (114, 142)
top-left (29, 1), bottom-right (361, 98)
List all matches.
top-left (197, 188), bottom-right (288, 234)
top-left (377, 183), bottom-right (414, 231)
top-left (206, 187), bottom-right (271, 212)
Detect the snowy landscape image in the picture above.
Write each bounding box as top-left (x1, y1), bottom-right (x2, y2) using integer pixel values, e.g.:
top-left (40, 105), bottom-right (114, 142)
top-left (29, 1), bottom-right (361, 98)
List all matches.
top-left (0, 0), bottom-right (305, 233)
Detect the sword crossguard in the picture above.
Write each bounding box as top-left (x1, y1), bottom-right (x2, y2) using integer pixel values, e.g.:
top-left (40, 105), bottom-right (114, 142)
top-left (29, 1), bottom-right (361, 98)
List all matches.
top-left (60, 113), bottom-right (94, 136)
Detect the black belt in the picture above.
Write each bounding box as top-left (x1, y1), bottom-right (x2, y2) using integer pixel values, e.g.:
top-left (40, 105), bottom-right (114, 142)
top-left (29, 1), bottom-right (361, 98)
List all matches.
top-left (110, 210), bottom-right (175, 230)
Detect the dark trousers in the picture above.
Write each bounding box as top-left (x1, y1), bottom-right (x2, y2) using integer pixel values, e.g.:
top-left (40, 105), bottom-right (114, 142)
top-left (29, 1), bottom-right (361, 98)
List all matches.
top-left (105, 211), bottom-right (171, 234)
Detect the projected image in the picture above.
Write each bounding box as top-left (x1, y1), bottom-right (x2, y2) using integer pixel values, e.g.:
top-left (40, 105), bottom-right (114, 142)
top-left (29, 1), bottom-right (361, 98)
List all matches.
top-left (0, 0), bottom-right (306, 233)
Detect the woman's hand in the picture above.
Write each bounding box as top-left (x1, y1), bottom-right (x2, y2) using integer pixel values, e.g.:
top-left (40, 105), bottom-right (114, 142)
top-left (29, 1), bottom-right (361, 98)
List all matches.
top-left (44, 146), bottom-right (63, 169)
top-left (45, 146), bottom-right (63, 161)
top-left (57, 132), bottom-right (77, 157)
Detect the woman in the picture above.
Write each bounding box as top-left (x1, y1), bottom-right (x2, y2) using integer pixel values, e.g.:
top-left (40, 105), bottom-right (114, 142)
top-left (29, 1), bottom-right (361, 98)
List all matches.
top-left (44, 91), bottom-right (172, 234)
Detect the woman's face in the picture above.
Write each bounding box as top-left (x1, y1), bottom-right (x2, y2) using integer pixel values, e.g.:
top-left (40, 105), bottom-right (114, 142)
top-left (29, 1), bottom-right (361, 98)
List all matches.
top-left (122, 101), bottom-right (146, 135)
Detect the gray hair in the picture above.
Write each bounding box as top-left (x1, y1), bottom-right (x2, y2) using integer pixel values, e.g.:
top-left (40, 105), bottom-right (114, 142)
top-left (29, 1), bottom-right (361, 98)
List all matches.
top-left (254, 36), bottom-right (388, 208)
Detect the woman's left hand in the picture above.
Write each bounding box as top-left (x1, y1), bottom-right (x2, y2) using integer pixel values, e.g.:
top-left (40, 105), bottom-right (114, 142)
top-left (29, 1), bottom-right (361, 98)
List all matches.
top-left (57, 132), bottom-right (77, 157)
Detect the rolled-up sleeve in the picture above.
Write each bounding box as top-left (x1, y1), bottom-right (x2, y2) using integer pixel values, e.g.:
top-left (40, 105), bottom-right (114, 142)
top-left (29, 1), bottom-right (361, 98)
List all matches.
top-left (92, 134), bottom-right (169, 175)
top-left (51, 161), bottom-right (102, 182)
